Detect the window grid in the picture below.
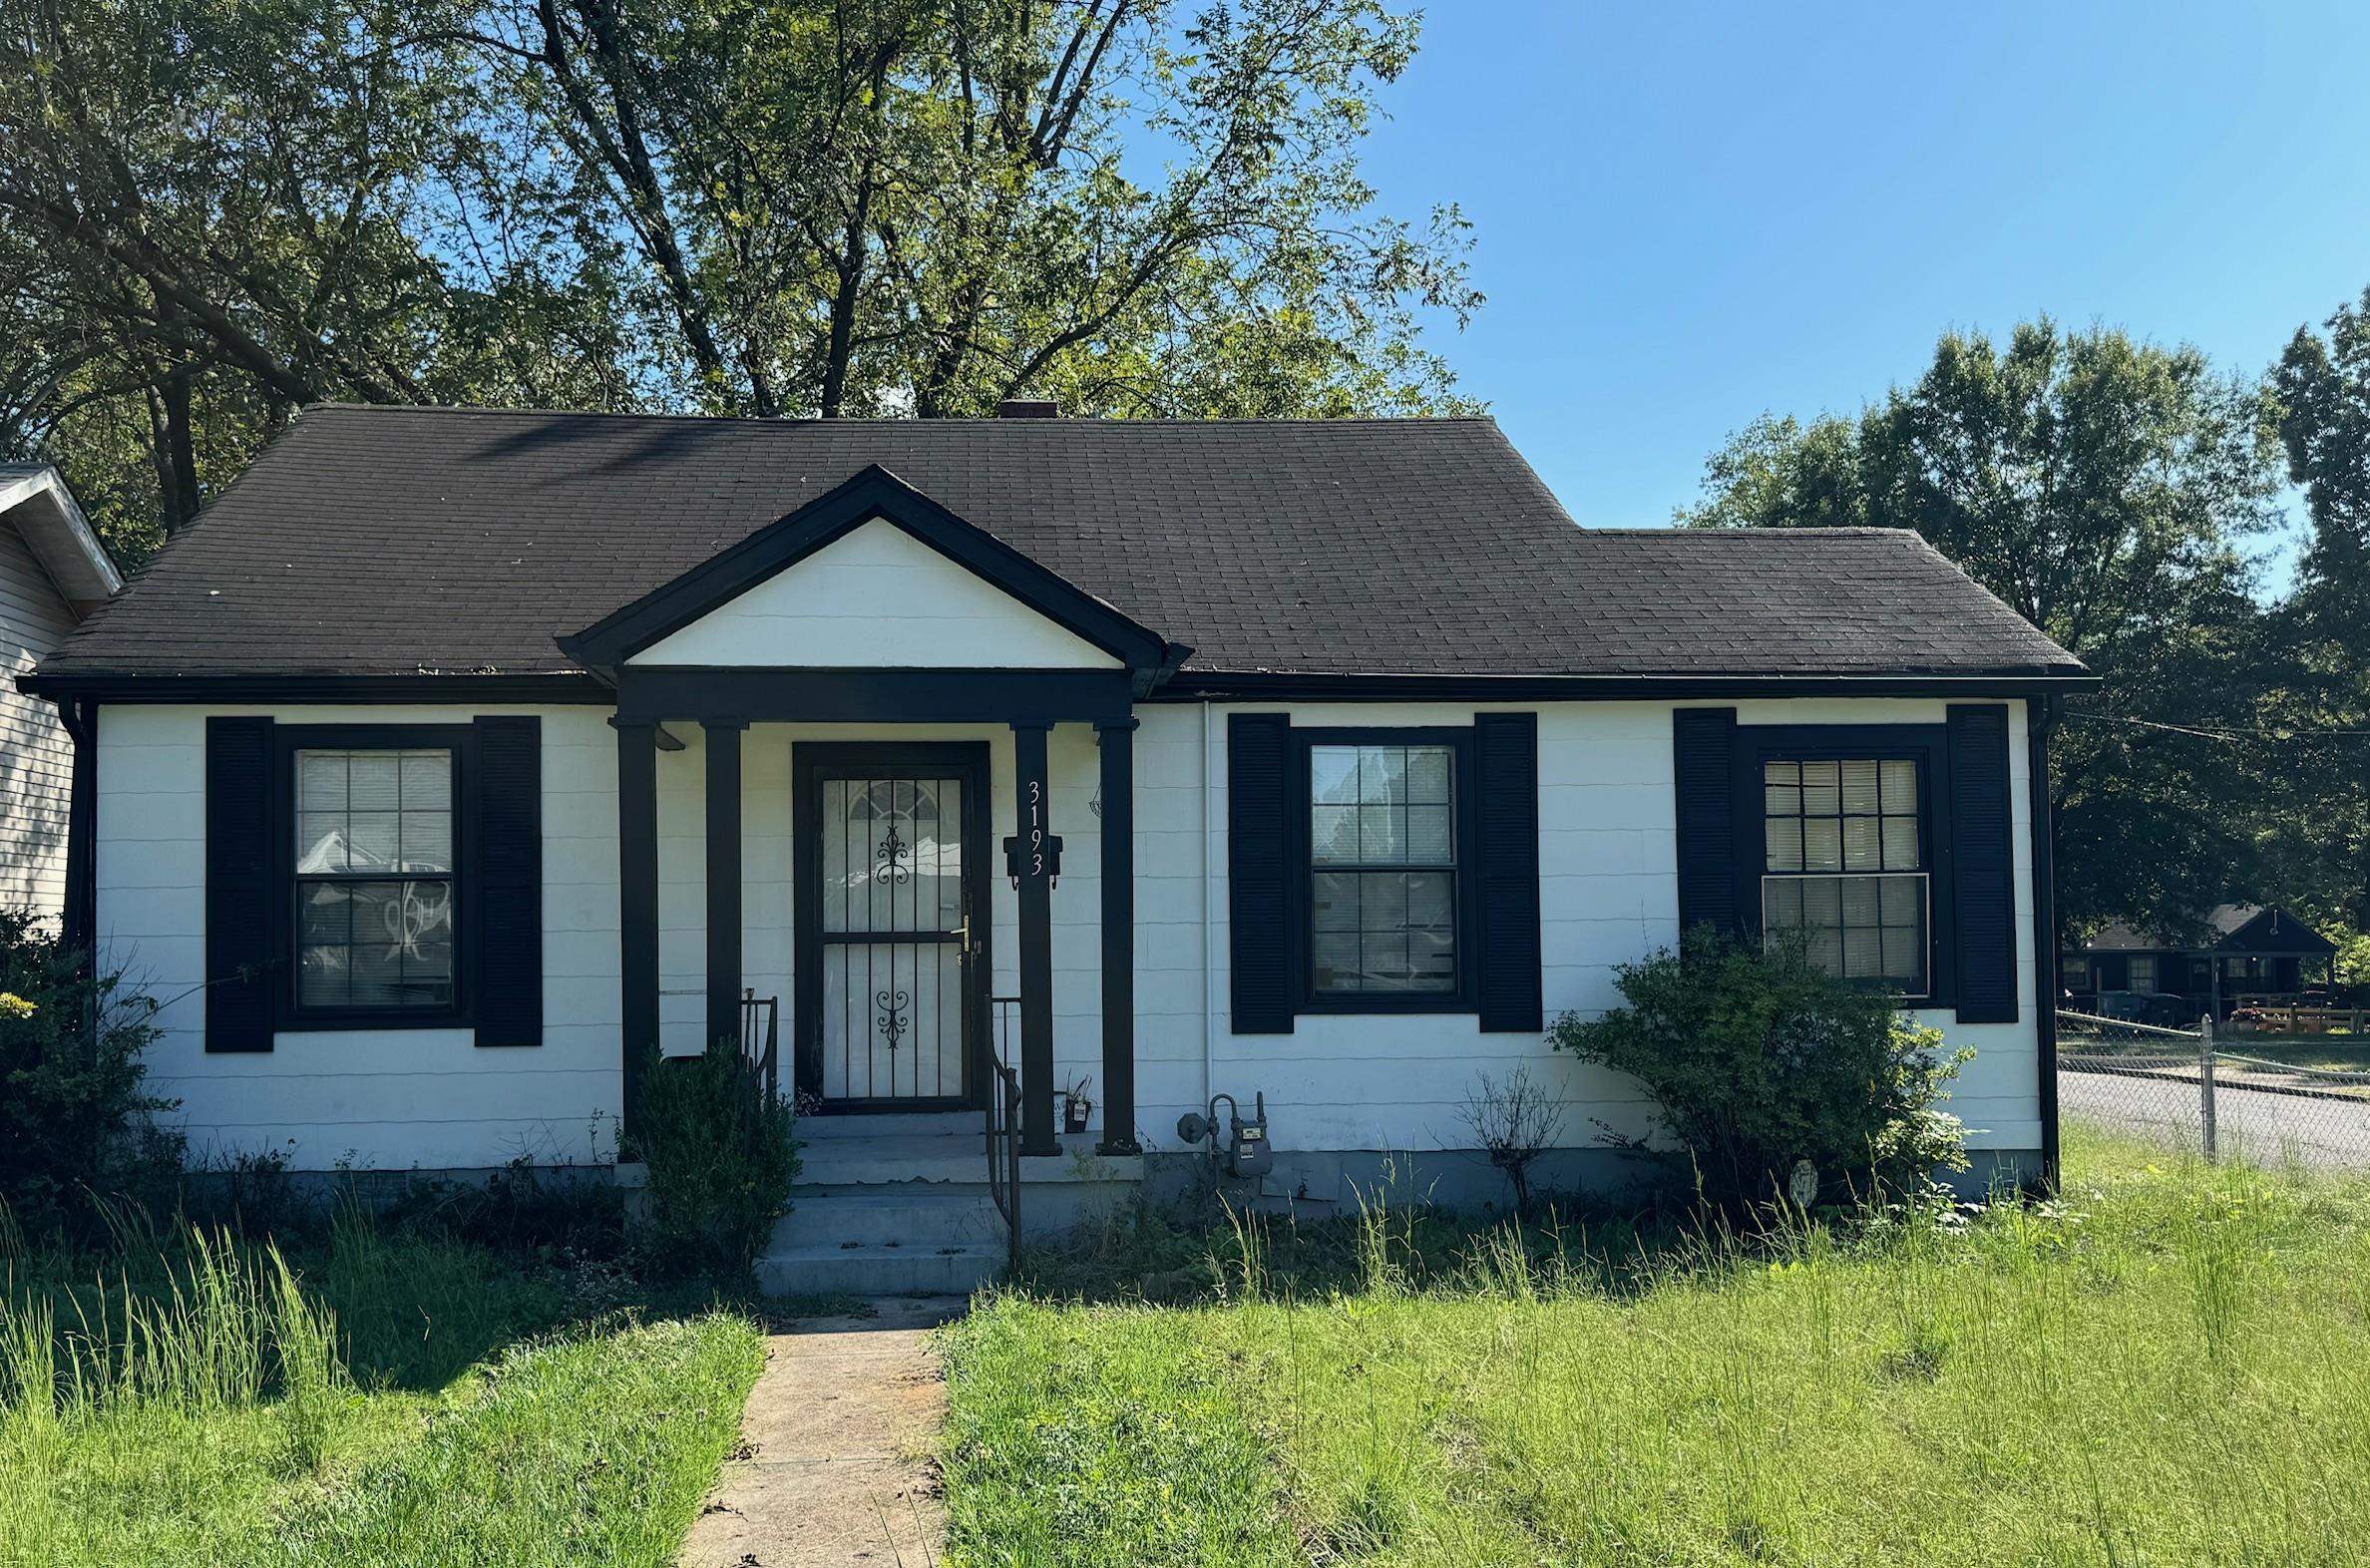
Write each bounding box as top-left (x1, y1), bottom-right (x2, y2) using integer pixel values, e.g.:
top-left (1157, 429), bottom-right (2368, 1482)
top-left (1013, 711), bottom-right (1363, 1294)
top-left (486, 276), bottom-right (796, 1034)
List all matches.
top-left (1309, 743), bottom-right (1457, 995)
top-left (1762, 757), bottom-right (1929, 993)
top-left (293, 747), bottom-right (457, 1011)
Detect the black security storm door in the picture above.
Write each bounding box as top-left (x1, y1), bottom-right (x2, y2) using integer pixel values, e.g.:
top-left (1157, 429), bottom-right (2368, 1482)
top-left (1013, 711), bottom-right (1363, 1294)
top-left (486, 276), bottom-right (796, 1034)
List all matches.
top-left (793, 744), bottom-right (990, 1110)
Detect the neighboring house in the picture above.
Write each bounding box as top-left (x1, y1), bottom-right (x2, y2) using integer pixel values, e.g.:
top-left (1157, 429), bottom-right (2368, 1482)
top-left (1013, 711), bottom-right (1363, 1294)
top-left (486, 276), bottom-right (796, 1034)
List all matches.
top-left (0, 465), bottom-right (121, 932)
top-left (2064, 904), bottom-right (2338, 1021)
top-left (25, 403), bottom-right (2092, 1248)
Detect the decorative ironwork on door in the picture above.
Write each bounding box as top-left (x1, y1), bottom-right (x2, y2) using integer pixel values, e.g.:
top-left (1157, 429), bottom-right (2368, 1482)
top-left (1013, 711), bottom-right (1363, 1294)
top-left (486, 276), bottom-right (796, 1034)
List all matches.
top-left (816, 774), bottom-right (970, 1103)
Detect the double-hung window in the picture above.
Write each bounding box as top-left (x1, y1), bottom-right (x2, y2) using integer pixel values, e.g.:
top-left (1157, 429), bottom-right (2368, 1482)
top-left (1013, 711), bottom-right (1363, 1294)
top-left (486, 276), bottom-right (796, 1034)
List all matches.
top-left (1309, 741), bottom-right (1459, 995)
top-left (290, 743), bottom-right (461, 1015)
top-left (1760, 755), bottom-right (1931, 996)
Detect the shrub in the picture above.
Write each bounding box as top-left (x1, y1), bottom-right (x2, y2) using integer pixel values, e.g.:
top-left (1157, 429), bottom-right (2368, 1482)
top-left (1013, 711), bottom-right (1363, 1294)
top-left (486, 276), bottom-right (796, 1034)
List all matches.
top-left (628, 1040), bottom-right (799, 1279)
top-left (1550, 924), bottom-right (1968, 1212)
top-left (0, 908), bottom-right (180, 1241)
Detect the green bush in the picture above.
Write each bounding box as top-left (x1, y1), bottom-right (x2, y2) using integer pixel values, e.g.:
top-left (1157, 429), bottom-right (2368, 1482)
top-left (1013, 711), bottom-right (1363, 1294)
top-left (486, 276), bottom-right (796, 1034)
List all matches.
top-left (1550, 924), bottom-right (1968, 1211)
top-left (627, 1041), bottom-right (798, 1279)
top-left (0, 908), bottom-right (180, 1241)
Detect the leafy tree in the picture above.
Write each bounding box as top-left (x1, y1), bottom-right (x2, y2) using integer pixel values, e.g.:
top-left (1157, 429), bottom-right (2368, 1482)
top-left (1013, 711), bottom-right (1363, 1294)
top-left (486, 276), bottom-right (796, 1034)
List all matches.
top-left (2, 0), bottom-right (1479, 557)
top-left (1680, 319), bottom-right (2284, 937)
top-left (2269, 288), bottom-right (2370, 931)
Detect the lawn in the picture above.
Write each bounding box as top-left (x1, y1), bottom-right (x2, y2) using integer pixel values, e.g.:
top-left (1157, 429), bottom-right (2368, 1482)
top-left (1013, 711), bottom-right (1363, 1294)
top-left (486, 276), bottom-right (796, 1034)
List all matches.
top-left (1, 1216), bottom-right (765, 1568)
top-left (939, 1126), bottom-right (2370, 1566)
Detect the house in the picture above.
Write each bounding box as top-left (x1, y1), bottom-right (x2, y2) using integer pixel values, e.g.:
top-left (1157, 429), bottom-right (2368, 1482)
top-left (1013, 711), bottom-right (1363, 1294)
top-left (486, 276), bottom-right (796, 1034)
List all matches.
top-left (2064, 904), bottom-right (2339, 1022)
top-left (24, 404), bottom-right (2091, 1280)
top-left (1, 465), bottom-right (122, 932)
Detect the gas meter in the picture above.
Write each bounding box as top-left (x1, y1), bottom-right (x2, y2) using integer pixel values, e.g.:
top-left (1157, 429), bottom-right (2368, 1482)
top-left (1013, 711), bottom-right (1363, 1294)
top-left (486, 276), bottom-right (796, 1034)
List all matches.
top-left (1176, 1091), bottom-right (1272, 1180)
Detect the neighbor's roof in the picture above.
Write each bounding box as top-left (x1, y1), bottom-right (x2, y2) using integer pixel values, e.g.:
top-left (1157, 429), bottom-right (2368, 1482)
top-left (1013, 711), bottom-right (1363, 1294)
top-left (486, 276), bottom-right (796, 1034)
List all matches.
top-left (2085, 905), bottom-right (2337, 956)
top-left (35, 405), bottom-right (2087, 687)
top-left (1, 463), bottom-right (122, 613)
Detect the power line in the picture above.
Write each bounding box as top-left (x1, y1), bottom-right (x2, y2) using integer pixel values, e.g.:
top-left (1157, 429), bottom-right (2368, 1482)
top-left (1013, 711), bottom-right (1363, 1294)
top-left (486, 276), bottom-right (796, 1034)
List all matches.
top-left (2061, 712), bottom-right (2370, 742)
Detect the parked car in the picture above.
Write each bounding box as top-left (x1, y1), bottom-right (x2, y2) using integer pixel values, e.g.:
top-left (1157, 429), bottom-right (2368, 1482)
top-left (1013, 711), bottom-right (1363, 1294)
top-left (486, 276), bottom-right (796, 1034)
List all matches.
top-left (2097, 990), bottom-right (2189, 1028)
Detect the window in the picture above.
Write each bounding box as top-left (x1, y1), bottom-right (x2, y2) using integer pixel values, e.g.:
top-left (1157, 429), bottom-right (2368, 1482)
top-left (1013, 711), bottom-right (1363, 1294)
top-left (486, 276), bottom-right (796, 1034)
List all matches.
top-left (1309, 742), bottom-right (1458, 994)
top-left (291, 746), bottom-right (459, 1013)
top-left (2127, 955), bottom-right (2159, 993)
top-left (1760, 756), bottom-right (1930, 995)
top-left (2060, 956), bottom-right (2091, 991)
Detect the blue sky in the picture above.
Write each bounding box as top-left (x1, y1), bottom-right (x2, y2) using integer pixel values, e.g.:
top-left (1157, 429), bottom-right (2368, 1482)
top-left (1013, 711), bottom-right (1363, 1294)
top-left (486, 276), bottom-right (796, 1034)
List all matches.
top-left (1357, 2), bottom-right (2370, 581)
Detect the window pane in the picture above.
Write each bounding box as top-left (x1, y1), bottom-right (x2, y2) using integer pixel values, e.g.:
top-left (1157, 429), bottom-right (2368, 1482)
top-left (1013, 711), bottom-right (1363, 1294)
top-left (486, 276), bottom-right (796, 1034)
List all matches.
top-left (401, 811), bottom-right (454, 873)
top-left (1803, 817), bottom-right (1842, 873)
top-left (1311, 805), bottom-right (1359, 864)
top-left (1765, 878), bottom-right (1804, 926)
top-left (1800, 761), bottom-right (1840, 816)
top-left (1362, 871), bottom-right (1409, 931)
top-left (1841, 815), bottom-right (1880, 870)
top-left (1881, 814), bottom-right (1920, 871)
top-left (1313, 932), bottom-right (1363, 991)
top-left (1406, 928), bottom-right (1455, 990)
top-left (347, 811), bottom-right (400, 870)
top-left (401, 751), bottom-right (452, 810)
top-left (296, 813), bottom-right (348, 873)
top-left (1406, 805), bottom-right (1452, 863)
top-left (1360, 747), bottom-right (1407, 805)
top-left (1357, 804), bottom-right (1405, 864)
top-left (1840, 760), bottom-right (1879, 815)
top-left (1313, 872), bottom-right (1362, 931)
top-left (1764, 761), bottom-right (1799, 786)
top-left (1878, 875), bottom-right (1922, 924)
top-left (1802, 877), bottom-right (1842, 926)
top-left (298, 752), bottom-right (347, 811)
top-left (1405, 748), bottom-right (1452, 805)
top-left (1311, 747), bottom-right (1361, 805)
top-left (1767, 818), bottom-right (1803, 872)
top-left (1880, 759), bottom-right (1916, 815)
top-left (1842, 927), bottom-right (1881, 977)
top-left (1839, 876), bottom-right (1880, 928)
top-left (1765, 781), bottom-right (1802, 817)
top-left (1404, 871), bottom-right (1454, 929)
top-left (349, 754), bottom-right (402, 811)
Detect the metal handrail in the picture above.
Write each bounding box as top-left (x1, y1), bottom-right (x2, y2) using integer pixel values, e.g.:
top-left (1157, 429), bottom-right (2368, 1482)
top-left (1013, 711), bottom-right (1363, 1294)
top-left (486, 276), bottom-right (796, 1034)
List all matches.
top-left (740, 990), bottom-right (780, 1103)
top-left (986, 995), bottom-right (1022, 1273)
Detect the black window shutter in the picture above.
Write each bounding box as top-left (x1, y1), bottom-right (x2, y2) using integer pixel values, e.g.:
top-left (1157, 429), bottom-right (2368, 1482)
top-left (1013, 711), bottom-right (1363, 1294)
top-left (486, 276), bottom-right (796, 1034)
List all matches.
top-left (205, 716), bottom-right (275, 1052)
top-left (1948, 703), bottom-right (2019, 1022)
top-left (1473, 712), bottom-right (1543, 1031)
top-left (473, 716), bottom-right (544, 1046)
top-left (1672, 707), bottom-right (1741, 939)
top-left (1228, 712), bottom-right (1294, 1033)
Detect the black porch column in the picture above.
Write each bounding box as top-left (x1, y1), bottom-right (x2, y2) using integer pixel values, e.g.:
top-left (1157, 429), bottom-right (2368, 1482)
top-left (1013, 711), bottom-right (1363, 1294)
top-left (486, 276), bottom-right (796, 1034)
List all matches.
top-left (1096, 717), bottom-right (1139, 1154)
top-left (616, 719), bottom-right (660, 1142)
top-left (1011, 720), bottom-right (1059, 1155)
top-left (703, 720), bottom-right (745, 1055)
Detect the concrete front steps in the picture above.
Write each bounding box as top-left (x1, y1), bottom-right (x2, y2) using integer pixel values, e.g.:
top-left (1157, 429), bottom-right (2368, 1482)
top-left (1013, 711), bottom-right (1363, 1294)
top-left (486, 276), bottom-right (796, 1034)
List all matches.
top-left (755, 1114), bottom-right (1142, 1298)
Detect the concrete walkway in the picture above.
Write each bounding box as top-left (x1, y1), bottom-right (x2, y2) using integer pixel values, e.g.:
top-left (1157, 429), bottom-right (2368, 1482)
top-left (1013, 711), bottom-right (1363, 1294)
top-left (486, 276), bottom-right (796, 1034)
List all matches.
top-left (681, 1297), bottom-right (965, 1568)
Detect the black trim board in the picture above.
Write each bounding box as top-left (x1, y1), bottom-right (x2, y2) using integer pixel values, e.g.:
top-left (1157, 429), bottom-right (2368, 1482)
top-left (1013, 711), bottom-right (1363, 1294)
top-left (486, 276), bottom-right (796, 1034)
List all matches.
top-left (23, 673), bottom-right (612, 703)
top-left (2029, 695), bottom-right (2062, 1189)
top-left (24, 667), bottom-right (2094, 708)
top-left (560, 464), bottom-right (1179, 673)
top-left (613, 666), bottom-right (1135, 726)
top-left (1157, 671), bottom-right (2099, 702)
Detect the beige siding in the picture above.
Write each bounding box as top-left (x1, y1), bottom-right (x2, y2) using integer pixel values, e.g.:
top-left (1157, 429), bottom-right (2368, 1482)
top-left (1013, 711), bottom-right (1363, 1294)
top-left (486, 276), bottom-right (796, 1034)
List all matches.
top-left (0, 518), bottom-right (75, 927)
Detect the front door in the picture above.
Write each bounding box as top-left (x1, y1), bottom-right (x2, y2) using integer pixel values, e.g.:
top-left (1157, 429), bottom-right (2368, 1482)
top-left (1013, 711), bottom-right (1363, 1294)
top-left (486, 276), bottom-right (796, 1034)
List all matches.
top-left (793, 743), bottom-right (988, 1111)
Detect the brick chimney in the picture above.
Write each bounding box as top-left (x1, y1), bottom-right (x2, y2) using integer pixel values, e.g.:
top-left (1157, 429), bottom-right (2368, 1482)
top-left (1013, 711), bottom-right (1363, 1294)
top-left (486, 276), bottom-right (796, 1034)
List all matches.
top-left (995, 398), bottom-right (1058, 419)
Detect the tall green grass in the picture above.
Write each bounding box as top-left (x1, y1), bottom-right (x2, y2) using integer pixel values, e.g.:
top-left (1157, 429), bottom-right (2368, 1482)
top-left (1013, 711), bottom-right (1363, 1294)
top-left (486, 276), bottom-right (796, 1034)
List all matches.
top-left (0, 1213), bottom-right (764, 1567)
top-left (942, 1131), bottom-right (2370, 1566)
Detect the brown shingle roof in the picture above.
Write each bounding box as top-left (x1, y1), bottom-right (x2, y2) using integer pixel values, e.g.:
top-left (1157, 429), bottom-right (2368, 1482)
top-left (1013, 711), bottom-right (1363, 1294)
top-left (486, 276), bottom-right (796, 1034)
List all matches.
top-left (41, 404), bottom-right (2086, 684)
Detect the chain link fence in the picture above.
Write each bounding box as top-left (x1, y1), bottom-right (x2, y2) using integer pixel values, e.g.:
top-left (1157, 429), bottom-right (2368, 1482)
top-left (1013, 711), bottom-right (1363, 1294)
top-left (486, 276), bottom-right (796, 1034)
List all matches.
top-left (2058, 1009), bottom-right (2370, 1170)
